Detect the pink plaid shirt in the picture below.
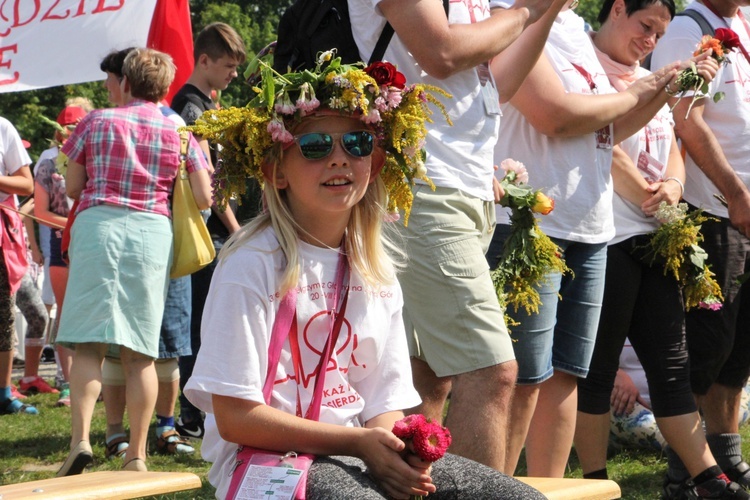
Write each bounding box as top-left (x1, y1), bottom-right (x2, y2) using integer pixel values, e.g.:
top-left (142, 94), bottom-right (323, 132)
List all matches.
top-left (62, 100), bottom-right (208, 217)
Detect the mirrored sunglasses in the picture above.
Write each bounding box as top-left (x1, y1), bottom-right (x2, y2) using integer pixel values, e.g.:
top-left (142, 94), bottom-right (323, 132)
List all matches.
top-left (293, 131), bottom-right (375, 160)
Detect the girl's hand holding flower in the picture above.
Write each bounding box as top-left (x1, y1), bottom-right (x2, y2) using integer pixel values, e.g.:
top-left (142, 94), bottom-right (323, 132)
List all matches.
top-left (357, 426), bottom-right (435, 500)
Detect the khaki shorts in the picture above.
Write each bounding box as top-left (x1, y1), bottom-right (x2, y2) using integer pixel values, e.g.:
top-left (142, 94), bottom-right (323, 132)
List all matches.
top-left (397, 185), bottom-right (514, 377)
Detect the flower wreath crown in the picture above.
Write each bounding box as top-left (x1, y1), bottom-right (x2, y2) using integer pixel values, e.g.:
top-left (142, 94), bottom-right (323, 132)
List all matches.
top-left (187, 50), bottom-right (451, 222)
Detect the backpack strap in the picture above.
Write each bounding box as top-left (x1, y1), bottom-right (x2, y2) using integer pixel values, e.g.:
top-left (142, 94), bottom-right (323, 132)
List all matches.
top-left (368, 0), bottom-right (450, 65)
top-left (679, 8), bottom-right (715, 37)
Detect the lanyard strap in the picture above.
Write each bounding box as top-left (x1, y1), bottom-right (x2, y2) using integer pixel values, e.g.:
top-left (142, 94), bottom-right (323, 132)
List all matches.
top-left (571, 63), bottom-right (598, 94)
top-left (263, 250), bottom-right (349, 421)
top-left (700, 0), bottom-right (750, 64)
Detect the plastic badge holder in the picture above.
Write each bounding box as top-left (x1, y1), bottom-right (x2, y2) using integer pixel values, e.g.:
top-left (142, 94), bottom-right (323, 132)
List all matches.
top-left (232, 451), bottom-right (313, 500)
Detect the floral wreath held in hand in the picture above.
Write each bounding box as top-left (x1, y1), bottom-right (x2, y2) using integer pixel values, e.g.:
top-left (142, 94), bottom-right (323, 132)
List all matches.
top-left (490, 159), bottom-right (570, 328)
top-left (187, 49), bottom-right (451, 223)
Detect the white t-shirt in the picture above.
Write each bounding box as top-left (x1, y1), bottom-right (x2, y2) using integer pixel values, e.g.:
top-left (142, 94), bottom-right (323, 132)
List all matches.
top-left (494, 10), bottom-right (616, 243)
top-left (348, 0), bottom-right (501, 201)
top-left (651, 2), bottom-right (750, 218)
top-left (0, 116), bottom-right (31, 202)
top-left (184, 226), bottom-right (420, 499)
top-left (611, 67), bottom-right (674, 244)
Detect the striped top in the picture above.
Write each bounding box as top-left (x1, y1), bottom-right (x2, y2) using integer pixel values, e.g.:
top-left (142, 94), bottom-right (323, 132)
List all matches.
top-left (62, 99), bottom-right (208, 217)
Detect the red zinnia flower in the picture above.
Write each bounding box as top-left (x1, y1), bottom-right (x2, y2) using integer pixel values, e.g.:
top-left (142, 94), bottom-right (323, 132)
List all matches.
top-left (412, 420), bottom-right (452, 462)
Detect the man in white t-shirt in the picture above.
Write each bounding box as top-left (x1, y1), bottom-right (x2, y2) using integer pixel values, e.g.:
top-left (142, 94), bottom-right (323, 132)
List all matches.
top-left (0, 116), bottom-right (35, 416)
top-left (652, 0), bottom-right (750, 493)
top-left (348, 0), bottom-right (567, 470)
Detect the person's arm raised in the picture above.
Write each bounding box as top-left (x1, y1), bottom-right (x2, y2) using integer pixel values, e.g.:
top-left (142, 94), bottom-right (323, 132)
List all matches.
top-left (491, 0), bottom-right (568, 103)
top-left (378, 0), bottom-right (551, 79)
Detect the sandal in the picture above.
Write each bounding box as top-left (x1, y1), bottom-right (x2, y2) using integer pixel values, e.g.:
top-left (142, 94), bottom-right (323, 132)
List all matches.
top-left (122, 457), bottom-right (147, 472)
top-left (0, 397), bottom-right (38, 415)
top-left (727, 462), bottom-right (750, 490)
top-left (156, 428), bottom-right (194, 455)
top-left (105, 433), bottom-right (129, 459)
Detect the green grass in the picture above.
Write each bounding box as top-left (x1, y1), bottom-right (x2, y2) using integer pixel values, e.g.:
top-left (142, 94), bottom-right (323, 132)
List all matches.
top-left (2, 391), bottom-right (750, 499)
top-left (0, 392), bottom-right (213, 498)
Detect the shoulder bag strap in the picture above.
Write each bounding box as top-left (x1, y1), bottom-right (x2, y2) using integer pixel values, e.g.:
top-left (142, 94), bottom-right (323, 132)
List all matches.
top-left (369, 0), bottom-right (449, 64)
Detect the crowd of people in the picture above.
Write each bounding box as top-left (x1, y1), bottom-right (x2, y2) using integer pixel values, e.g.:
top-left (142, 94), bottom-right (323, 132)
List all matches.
top-left (1, 0), bottom-right (750, 498)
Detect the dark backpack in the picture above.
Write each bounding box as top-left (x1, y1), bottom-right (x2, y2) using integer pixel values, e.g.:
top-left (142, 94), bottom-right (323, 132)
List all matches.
top-left (643, 9), bottom-right (714, 70)
top-left (273, 0), bottom-right (448, 73)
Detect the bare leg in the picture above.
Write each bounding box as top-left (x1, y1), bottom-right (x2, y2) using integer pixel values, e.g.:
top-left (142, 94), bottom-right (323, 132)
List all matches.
top-left (69, 342), bottom-right (107, 448)
top-left (120, 347), bottom-right (157, 463)
top-left (1, 350), bottom-right (13, 391)
top-left (49, 266), bottom-right (72, 382)
top-left (444, 360), bottom-right (517, 472)
top-left (658, 413), bottom-right (717, 477)
top-left (407, 358), bottom-right (452, 422)
top-left (103, 383), bottom-right (127, 438)
top-left (505, 383), bottom-right (540, 475)
top-left (525, 371), bottom-right (578, 477)
top-left (156, 378), bottom-right (179, 418)
top-left (574, 411), bottom-right (611, 475)
top-left (699, 384), bottom-right (742, 435)
top-left (23, 344), bottom-right (43, 379)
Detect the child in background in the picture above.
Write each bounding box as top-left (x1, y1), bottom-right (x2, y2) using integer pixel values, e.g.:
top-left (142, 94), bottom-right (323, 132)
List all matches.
top-left (184, 57), bottom-right (545, 499)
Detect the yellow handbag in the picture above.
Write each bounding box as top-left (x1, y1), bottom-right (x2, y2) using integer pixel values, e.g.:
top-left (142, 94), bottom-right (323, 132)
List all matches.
top-left (169, 132), bottom-right (215, 279)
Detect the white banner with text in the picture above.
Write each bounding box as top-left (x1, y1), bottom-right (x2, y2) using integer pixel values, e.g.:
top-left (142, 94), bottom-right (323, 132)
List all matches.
top-left (0, 0), bottom-right (158, 93)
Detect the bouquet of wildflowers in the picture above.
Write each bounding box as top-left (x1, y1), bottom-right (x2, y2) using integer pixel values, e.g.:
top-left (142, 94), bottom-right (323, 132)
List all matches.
top-left (647, 202), bottom-right (723, 310)
top-left (489, 159), bottom-right (569, 326)
top-left (668, 27), bottom-right (741, 118)
top-left (392, 414), bottom-right (451, 500)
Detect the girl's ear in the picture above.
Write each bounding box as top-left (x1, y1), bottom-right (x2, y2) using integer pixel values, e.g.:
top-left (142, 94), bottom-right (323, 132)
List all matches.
top-left (261, 159), bottom-right (288, 189)
top-left (368, 147), bottom-right (386, 184)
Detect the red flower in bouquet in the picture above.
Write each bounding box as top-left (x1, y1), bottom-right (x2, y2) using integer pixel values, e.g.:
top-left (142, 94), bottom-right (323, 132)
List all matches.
top-left (392, 414), bottom-right (451, 462)
top-left (365, 61), bottom-right (407, 89)
top-left (392, 414), bottom-right (451, 500)
top-left (412, 420), bottom-right (452, 462)
top-left (671, 27), bottom-right (741, 118)
top-left (392, 413), bottom-right (427, 440)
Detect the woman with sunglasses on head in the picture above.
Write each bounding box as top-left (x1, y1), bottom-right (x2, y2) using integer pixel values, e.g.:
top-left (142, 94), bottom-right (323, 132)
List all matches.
top-left (182, 59), bottom-right (546, 499)
top-left (573, 1), bottom-right (747, 498)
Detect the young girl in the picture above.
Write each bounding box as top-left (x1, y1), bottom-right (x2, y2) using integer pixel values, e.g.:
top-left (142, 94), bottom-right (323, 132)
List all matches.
top-left (184, 55), bottom-right (546, 499)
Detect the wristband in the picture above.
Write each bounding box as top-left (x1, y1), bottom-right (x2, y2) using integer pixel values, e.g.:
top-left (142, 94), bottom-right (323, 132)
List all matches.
top-left (664, 176), bottom-right (685, 196)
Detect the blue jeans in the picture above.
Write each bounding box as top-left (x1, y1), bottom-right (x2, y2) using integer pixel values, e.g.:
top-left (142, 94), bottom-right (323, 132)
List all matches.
top-left (178, 237), bottom-right (224, 418)
top-left (158, 275), bottom-right (191, 359)
top-left (487, 224), bottom-right (607, 384)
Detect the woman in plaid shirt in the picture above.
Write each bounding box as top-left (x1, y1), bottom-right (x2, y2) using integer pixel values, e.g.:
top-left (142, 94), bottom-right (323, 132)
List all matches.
top-left (55, 48), bottom-right (212, 475)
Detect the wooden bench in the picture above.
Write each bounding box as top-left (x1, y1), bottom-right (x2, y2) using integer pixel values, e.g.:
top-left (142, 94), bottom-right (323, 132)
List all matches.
top-left (0, 471), bottom-right (202, 499)
top-left (516, 476), bottom-right (621, 500)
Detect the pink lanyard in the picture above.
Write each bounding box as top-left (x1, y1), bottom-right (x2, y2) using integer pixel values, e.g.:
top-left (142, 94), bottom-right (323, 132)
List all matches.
top-left (262, 250), bottom-right (349, 421)
top-left (701, 0), bottom-right (750, 65)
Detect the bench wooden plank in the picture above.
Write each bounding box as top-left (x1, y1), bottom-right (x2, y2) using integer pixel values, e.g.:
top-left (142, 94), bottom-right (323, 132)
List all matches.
top-left (516, 477), bottom-right (621, 500)
top-left (0, 471), bottom-right (202, 500)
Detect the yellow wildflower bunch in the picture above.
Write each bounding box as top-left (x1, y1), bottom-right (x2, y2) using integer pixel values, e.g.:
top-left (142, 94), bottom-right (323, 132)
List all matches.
top-left (187, 49), bottom-right (450, 221)
top-left (647, 202), bottom-right (724, 310)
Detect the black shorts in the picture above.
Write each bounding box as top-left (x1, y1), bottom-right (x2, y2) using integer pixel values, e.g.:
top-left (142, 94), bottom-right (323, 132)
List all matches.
top-left (685, 209), bottom-right (750, 394)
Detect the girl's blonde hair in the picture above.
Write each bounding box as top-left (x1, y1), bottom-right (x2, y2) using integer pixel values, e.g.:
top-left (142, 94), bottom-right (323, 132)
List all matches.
top-left (219, 144), bottom-right (401, 295)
